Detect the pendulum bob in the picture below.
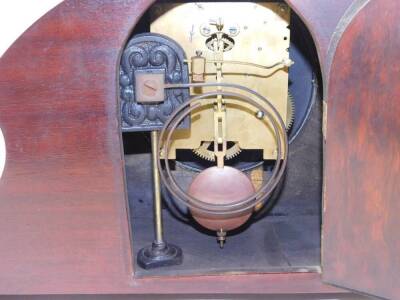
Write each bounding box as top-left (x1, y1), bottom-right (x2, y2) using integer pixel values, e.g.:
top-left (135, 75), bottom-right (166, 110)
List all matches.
top-left (158, 86), bottom-right (289, 249)
top-left (187, 166), bottom-right (255, 241)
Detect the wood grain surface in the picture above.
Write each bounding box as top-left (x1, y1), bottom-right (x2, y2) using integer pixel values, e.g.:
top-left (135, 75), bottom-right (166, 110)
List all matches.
top-left (323, 0), bottom-right (400, 299)
top-left (0, 0), bottom-right (368, 295)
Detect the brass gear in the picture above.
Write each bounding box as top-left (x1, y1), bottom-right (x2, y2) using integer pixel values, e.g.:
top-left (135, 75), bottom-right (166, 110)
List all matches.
top-left (193, 141), bottom-right (242, 162)
top-left (192, 92), bottom-right (294, 161)
top-left (287, 91), bottom-right (295, 131)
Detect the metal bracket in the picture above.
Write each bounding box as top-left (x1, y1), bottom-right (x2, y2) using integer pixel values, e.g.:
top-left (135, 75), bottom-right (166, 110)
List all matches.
top-left (119, 33), bottom-right (190, 132)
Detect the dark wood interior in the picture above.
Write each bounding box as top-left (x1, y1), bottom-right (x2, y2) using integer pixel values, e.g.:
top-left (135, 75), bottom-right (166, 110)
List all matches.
top-left (126, 97), bottom-right (322, 276)
top-left (124, 4), bottom-right (324, 278)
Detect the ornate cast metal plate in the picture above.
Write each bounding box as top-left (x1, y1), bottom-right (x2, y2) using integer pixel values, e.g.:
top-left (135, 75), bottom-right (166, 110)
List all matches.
top-left (119, 33), bottom-right (190, 132)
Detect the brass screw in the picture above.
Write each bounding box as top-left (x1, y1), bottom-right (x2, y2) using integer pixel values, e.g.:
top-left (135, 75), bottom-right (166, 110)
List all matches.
top-left (228, 25), bottom-right (239, 36)
top-left (142, 80), bottom-right (159, 97)
top-left (200, 25), bottom-right (211, 36)
top-left (279, 3), bottom-right (287, 12)
top-left (256, 111), bottom-right (265, 119)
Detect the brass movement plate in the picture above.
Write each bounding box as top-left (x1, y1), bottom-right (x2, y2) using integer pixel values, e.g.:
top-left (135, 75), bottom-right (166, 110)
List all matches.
top-left (151, 2), bottom-right (290, 160)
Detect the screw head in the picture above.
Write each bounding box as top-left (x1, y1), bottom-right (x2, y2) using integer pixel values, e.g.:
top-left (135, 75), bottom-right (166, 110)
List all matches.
top-left (143, 80), bottom-right (158, 96)
top-left (256, 111), bottom-right (265, 119)
top-left (200, 24), bottom-right (212, 37)
top-left (228, 24), bottom-right (240, 37)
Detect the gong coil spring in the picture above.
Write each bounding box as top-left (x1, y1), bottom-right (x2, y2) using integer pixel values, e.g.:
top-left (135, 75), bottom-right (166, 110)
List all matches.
top-left (158, 82), bottom-right (288, 217)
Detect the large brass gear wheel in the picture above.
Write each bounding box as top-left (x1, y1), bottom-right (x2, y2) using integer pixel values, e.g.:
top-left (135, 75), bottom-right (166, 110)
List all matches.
top-left (192, 92), bottom-right (295, 161)
top-left (193, 141), bottom-right (242, 162)
top-left (287, 91), bottom-right (295, 131)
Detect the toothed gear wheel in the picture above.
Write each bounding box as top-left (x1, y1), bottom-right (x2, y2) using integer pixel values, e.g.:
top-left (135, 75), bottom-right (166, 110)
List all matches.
top-left (287, 91), bottom-right (295, 131)
top-left (205, 33), bottom-right (235, 52)
top-left (193, 141), bottom-right (242, 162)
top-left (193, 92), bottom-right (294, 161)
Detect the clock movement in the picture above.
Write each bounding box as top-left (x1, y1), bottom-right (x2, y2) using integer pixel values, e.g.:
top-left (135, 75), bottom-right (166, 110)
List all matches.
top-left (121, 2), bottom-right (321, 275)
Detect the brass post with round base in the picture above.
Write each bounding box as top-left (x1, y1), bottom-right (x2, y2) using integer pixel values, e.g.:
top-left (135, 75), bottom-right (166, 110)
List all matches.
top-left (137, 131), bottom-right (183, 269)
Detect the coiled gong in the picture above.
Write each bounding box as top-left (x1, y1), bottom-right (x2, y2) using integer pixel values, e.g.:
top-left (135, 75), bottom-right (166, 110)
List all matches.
top-left (158, 86), bottom-right (288, 244)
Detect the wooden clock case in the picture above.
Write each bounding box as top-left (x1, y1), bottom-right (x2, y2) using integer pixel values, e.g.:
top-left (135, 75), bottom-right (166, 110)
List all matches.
top-left (0, 0), bottom-right (399, 299)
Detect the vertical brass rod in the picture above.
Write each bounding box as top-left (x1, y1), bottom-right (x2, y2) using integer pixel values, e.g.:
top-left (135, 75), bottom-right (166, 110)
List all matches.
top-left (151, 130), bottom-right (164, 245)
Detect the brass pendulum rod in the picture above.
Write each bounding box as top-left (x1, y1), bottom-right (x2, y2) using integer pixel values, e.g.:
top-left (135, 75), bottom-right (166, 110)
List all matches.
top-left (151, 130), bottom-right (164, 245)
top-left (211, 20), bottom-right (228, 246)
top-left (212, 20), bottom-right (227, 169)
